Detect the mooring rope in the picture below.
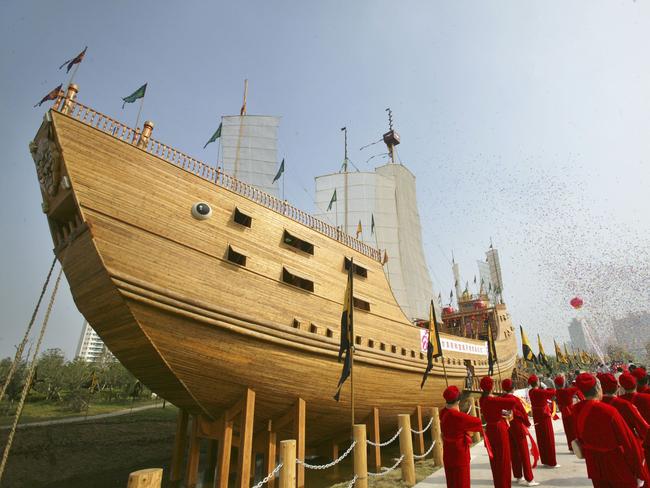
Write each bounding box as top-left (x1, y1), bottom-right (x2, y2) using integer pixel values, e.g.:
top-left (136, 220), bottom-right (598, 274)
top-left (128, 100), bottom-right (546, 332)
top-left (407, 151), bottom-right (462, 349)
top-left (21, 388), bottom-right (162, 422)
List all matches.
top-left (0, 261), bottom-right (64, 482)
top-left (0, 257), bottom-right (57, 404)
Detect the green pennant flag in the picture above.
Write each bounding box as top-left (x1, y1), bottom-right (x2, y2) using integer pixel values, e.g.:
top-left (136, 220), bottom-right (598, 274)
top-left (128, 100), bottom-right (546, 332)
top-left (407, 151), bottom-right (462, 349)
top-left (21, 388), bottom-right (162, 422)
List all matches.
top-left (203, 123), bottom-right (222, 149)
top-left (327, 189), bottom-right (337, 211)
top-left (272, 158), bottom-right (285, 183)
top-left (371, 214), bottom-right (375, 235)
top-left (122, 83), bottom-right (147, 108)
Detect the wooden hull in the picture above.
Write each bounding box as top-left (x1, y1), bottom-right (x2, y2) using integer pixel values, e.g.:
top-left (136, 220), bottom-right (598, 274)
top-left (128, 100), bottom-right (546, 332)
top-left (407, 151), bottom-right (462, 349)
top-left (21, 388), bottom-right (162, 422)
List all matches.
top-left (32, 103), bottom-right (517, 445)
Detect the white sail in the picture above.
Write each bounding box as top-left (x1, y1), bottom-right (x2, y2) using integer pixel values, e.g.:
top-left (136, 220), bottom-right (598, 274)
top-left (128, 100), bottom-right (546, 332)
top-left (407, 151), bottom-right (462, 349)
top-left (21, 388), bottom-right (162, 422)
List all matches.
top-left (220, 115), bottom-right (281, 197)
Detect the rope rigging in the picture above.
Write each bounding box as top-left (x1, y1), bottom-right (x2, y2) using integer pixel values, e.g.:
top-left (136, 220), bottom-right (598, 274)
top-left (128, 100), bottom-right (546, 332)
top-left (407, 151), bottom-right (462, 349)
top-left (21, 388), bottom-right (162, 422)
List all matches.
top-left (0, 257), bottom-right (65, 483)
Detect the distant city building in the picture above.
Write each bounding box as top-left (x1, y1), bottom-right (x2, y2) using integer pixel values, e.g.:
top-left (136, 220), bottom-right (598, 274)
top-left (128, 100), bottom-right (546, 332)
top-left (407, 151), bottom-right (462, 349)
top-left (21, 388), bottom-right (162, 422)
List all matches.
top-left (568, 318), bottom-right (589, 352)
top-left (611, 311), bottom-right (650, 359)
top-left (76, 321), bottom-right (112, 362)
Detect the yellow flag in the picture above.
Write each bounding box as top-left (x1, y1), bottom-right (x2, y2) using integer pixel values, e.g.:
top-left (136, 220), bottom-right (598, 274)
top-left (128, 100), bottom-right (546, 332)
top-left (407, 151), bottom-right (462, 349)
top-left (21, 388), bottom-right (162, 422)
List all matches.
top-left (356, 220), bottom-right (362, 239)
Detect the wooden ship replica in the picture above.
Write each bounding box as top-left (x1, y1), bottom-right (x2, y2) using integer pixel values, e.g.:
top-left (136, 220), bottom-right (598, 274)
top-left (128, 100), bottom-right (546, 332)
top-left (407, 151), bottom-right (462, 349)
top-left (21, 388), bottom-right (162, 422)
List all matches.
top-left (30, 85), bottom-right (518, 486)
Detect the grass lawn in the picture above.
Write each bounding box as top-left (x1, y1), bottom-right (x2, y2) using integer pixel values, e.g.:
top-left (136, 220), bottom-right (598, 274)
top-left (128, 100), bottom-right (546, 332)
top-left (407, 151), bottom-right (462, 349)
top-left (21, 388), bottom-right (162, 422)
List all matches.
top-left (0, 398), bottom-right (161, 426)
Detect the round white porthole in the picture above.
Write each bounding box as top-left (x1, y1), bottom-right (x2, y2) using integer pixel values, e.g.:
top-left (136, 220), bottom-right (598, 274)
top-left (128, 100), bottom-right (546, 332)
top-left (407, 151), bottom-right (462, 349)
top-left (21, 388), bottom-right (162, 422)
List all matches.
top-left (191, 202), bottom-right (212, 220)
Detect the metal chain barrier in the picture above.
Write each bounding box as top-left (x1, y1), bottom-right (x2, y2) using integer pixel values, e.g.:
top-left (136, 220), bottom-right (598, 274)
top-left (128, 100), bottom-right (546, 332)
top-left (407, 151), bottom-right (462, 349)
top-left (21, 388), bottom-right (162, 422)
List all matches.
top-left (410, 417), bottom-right (433, 434)
top-left (367, 427), bottom-right (403, 447)
top-left (251, 462), bottom-right (283, 488)
top-left (345, 474), bottom-right (358, 487)
top-left (296, 440), bottom-right (356, 470)
top-left (413, 440), bottom-right (436, 459)
top-left (367, 454), bottom-right (405, 477)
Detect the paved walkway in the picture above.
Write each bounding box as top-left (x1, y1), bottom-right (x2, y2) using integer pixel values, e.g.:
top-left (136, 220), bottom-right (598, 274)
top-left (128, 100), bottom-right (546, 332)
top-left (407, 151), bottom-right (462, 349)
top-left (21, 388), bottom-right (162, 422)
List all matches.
top-left (416, 417), bottom-right (592, 487)
top-left (0, 402), bottom-right (163, 430)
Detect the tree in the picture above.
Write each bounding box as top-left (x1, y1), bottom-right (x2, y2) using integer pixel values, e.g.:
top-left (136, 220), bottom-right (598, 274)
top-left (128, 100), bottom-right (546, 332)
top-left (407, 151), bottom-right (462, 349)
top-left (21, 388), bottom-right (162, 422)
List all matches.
top-left (606, 343), bottom-right (635, 363)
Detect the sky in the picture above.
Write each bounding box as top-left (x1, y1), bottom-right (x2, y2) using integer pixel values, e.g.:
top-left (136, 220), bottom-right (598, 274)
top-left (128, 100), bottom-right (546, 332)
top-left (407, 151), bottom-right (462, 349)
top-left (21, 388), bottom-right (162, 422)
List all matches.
top-left (1, 1), bottom-right (649, 360)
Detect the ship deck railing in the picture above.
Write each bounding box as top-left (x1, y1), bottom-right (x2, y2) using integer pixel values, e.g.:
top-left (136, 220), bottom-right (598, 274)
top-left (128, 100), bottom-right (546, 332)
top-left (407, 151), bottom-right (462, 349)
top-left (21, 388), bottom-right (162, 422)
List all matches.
top-left (51, 94), bottom-right (382, 262)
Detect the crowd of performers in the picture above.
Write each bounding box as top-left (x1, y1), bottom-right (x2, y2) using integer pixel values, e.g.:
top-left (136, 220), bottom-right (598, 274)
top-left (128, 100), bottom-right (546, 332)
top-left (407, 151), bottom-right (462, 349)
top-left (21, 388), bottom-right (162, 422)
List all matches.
top-left (439, 365), bottom-right (650, 488)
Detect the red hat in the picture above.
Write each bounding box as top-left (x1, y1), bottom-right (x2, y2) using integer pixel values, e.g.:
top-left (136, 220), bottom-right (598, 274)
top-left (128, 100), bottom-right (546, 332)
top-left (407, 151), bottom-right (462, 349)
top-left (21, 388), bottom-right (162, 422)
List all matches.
top-left (575, 373), bottom-right (597, 394)
top-left (620, 372), bottom-right (637, 391)
top-left (527, 374), bottom-right (539, 386)
top-left (599, 373), bottom-right (618, 394)
top-left (480, 376), bottom-right (494, 392)
top-left (554, 376), bottom-right (565, 387)
top-left (501, 378), bottom-right (513, 391)
top-left (632, 368), bottom-right (647, 380)
top-left (443, 385), bottom-right (460, 403)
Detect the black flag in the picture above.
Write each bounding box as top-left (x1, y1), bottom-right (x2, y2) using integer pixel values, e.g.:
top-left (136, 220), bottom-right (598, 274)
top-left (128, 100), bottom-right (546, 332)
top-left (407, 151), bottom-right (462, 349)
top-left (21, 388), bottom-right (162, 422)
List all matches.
top-left (487, 321), bottom-right (498, 375)
top-left (421, 300), bottom-right (443, 388)
top-left (334, 259), bottom-right (354, 401)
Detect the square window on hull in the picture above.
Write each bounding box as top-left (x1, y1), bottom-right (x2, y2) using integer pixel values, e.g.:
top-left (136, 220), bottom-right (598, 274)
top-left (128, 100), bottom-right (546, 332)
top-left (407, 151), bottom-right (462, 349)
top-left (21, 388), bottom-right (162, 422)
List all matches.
top-left (283, 230), bottom-right (314, 255)
top-left (282, 267), bottom-right (314, 292)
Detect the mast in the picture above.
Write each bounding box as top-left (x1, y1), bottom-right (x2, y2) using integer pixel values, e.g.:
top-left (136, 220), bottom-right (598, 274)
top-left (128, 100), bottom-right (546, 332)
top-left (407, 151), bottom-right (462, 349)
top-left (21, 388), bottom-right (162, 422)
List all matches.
top-left (341, 127), bottom-right (349, 234)
top-left (383, 108), bottom-right (400, 164)
top-left (234, 79), bottom-right (248, 178)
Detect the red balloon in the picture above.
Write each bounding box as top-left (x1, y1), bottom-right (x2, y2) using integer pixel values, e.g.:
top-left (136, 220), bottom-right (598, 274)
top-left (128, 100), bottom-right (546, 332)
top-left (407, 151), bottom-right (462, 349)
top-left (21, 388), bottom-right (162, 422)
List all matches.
top-left (570, 296), bottom-right (584, 309)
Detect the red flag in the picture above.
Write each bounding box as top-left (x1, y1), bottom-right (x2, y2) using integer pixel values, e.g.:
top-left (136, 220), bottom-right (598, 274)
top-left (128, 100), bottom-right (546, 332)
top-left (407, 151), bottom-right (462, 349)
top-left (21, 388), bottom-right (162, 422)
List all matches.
top-left (34, 84), bottom-right (63, 108)
top-left (59, 46), bottom-right (87, 73)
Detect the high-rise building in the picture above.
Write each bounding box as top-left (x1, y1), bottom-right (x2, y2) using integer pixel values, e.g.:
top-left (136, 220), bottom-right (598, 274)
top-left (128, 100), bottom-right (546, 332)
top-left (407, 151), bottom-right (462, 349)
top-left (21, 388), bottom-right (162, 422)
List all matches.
top-left (568, 318), bottom-right (588, 352)
top-left (314, 162), bottom-right (434, 322)
top-left (611, 312), bottom-right (650, 359)
top-left (76, 321), bottom-right (111, 362)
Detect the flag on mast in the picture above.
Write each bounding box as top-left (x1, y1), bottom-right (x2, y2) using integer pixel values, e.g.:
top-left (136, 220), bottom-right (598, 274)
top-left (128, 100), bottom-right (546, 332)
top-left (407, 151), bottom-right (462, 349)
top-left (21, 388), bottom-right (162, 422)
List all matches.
top-left (122, 83), bottom-right (147, 109)
top-left (487, 322), bottom-right (498, 375)
top-left (356, 220), bottom-right (362, 239)
top-left (554, 339), bottom-right (567, 364)
top-left (34, 84), bottom-right (63, 108)
top-left (272, 158), bottom-right (285, 183)
top-left (59, 46), bottom-right (87, 73)
top-left (520, 326), bottom-right (536, 363)
top-left (327, 189), bottom-right (337, 211)
top-left (371, 214), bottom-right (375, 235)
top-left (334, 259), bottom-right (354, 401)
top-left (563, 343), bottom-right (573, 367)
top-left (203, 122), bottom-right (222, 148)
top-left (381, 249), bottom-right (389, 265)
top-left (421, 300), bottom-right (443, 388)
top-left (537, 334), bottom-right (549, 368)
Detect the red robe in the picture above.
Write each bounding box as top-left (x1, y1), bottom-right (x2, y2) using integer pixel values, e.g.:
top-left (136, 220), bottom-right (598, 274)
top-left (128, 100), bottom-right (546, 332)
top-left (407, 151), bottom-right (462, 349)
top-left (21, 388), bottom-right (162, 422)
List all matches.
top-left (528, 387), bottom-right (557, 466)
top-left (621, 392), bottom-right (650, 476)
top-left (638, 385), bottom-right (650, 394)
top-left (480, 395), bottom-right (519, 488)
top-left (572, 400), bottom-right (649, 488)
top-left (555, 386), bottom-right (585, 451)
top-left (440, 407), bottom-right (484, 488)
top-left (601, 395), bottom-right (648, 441)
top-left (502, 393), bottom-right (538, 482)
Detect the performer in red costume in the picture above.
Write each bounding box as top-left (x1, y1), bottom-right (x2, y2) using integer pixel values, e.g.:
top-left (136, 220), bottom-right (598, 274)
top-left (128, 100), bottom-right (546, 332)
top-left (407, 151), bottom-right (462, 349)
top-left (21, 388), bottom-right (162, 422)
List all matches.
top-left (439, 385), bottom-right (486, 488)
top-left (528, 374), bottom-right (559, 467)
top-left (632, 368), bottom-right (650, 394)
top-left (479, 376), bottom-right (520, 488)
top-left (501, 379), bottom-right (539, 486)
top-left (599, 372), bottom-right (648, 442)
top-left (619, 372), bottom-right (650, 472)
top-left (554, 374), bottom-right (584, 452)
top-left (572, 373), bottom-right (649, 488)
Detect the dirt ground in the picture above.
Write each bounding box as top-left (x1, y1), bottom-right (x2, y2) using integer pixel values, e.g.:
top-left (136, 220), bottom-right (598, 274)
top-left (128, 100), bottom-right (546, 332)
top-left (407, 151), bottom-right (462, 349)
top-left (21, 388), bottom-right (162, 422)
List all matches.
top-left (0, 406), bottom-right (178, 488)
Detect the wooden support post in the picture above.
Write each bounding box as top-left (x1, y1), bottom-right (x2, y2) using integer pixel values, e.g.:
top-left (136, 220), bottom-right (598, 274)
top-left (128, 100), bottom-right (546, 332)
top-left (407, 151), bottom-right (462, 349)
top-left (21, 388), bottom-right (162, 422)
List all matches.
top-left (332, 442), bottom-right (340, 475)
top-left (170, 409), bottom-right (189, 482)
top-left (215, 417), bottom-right (233, 488)
top-left (414, 405), bottom-right (425, 455)
top-left (470, 400), bottom-right (481, 443)
top-left (204, 440), bottom-right (218, 484)
top-left (279, 440), bottom-right (296, 488)
top-left (266, 422), bottom-right (277, 488)
top-left (236, 388), bottom-right (256, 488)
top-left (431, 407), bottom-right (443, 467)
top-left (184, 415), bottom-right (201, 488)
top-left (353, 424), bottom-right (368, 488)
top-left (293, 398), bottom-right (306, 488)
top-left (127, 468), bottom-right (163, 488)
top-left (397, 414), bottom-right (416, 486)
top-left (370, 407), bottom-right (381, 471)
